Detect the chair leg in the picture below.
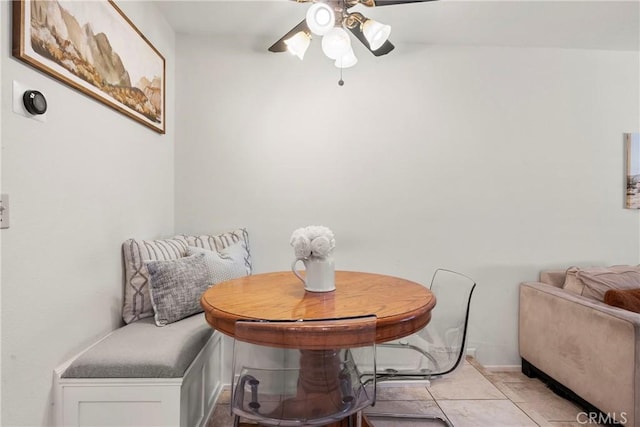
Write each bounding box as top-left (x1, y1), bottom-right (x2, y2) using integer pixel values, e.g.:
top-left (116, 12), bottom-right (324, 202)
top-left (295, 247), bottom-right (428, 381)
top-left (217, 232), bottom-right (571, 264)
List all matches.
top-left (365, 412), bottom-right (453, 426)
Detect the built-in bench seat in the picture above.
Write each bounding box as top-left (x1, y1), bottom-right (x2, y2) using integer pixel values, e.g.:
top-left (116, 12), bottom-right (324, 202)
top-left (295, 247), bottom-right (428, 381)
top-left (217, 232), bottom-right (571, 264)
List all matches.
top-left (54, 313), bottom-right (223, 427)
top-left (62, 314), bottom-right (213, 379)
top-left (53, 228), bottom-right (251, 427)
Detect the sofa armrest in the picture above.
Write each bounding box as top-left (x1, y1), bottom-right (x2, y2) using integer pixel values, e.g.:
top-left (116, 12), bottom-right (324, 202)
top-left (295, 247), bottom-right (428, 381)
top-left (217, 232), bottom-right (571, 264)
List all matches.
top-left (519, 281), bottom-right (639, 425)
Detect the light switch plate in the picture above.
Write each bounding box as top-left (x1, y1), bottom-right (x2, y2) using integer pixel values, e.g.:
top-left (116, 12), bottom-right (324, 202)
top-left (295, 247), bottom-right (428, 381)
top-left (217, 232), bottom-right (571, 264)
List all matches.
top-left (13, 81), bottom-right (47, 123)
top-left (0, 194), bottom-right (9, 229)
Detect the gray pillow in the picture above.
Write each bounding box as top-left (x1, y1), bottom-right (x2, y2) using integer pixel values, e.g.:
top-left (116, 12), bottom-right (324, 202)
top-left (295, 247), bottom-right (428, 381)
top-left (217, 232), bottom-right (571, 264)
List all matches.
top-left (175, 228), bottom-right (252, 275)
top-left (147, 253), bottom-right (212, 326)
top-left (186, 243), bottom-right (248, 284)
top-left (147, 242), bottom-right (249, 326)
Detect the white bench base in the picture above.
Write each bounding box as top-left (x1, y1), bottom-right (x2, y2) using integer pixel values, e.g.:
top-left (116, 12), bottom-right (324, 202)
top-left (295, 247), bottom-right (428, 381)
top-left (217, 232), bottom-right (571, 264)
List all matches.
top-left (54, 331), bottom-right (223, 427)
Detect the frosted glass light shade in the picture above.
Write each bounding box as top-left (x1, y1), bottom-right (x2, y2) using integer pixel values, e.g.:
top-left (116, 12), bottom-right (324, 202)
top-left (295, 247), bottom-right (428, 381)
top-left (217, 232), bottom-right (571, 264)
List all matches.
top-left (321, 27), bottom-right (351, 60)
top-left (362, 19), bottom-right (391, 51)
top-left (306, 3), bottom-right (335, 36)
top-left (284, 31), bottom-right (311, 60)
top-left (335, 48), bottom-right (357, 68)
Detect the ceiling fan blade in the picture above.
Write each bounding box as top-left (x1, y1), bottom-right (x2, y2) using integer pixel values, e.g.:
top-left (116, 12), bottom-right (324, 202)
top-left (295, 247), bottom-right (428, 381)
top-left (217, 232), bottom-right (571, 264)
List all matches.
top-left (268, 20), bottom-right (310, 53)
top-left (346, 24), bottom-right (395, 56)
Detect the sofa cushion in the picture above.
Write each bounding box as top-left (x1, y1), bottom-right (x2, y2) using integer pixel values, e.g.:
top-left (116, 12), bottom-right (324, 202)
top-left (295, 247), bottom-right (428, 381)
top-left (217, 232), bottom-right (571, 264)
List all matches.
top-left (562, 267), bottom-right (584, 294)
top-left (61, 314), bottom-right (212, 378)
top-left (175, 228), bottom-right (252, 275)
top-left (122, 238), bottom-right (189, 324)
top-left (577, 265), bottom-right (640, 301)
top-left (604, 288), bottom-right (640, 313)
top-left (561, 265), bottom-right (640, 301)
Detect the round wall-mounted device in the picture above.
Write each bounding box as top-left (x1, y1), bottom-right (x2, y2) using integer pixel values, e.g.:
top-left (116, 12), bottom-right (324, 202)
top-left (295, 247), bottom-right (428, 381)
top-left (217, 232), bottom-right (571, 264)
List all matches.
top-left (23, 90), bottom-right (47, 115)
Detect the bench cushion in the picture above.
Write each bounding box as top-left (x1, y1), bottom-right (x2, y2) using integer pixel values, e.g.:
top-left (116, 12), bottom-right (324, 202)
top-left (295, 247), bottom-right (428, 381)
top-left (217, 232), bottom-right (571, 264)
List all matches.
top-left (62, 313), bottom-right (213, 378)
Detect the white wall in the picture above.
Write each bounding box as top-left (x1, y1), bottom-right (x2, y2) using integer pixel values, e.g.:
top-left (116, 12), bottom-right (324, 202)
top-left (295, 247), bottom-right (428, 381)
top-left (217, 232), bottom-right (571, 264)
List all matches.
top-left (0, 1), bottom-right (3, 423)
top-left (1, 1), bottom-right (175, 425)
top-left (175, 35), bottom-right (639, 367)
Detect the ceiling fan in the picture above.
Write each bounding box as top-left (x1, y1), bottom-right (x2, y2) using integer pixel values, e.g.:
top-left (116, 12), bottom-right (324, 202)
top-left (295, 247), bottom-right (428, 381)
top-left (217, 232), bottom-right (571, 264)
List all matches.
top-left (269, 0), bottom-right (438, 69)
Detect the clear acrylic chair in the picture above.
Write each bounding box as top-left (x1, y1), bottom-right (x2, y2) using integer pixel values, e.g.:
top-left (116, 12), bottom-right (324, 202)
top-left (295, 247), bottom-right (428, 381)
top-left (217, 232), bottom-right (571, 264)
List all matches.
top-left (364, 268), bottom-right (476, 426)
top-left (231, 315), bottom-right (377, 427)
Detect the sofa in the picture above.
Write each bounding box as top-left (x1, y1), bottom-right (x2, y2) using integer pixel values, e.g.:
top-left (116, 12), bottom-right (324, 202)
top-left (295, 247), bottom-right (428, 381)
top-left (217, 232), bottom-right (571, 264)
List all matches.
top-left (54, 228), bottom-right (251, 427)
top-left (519, 267), bottom-right (640, 426)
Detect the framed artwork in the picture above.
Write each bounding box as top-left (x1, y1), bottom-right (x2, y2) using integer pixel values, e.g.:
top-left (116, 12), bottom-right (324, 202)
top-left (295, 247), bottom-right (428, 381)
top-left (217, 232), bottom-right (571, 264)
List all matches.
top-left (12, 0), bottom-right (165, 134)
top-left (626, 133), bottom-right (640, 209)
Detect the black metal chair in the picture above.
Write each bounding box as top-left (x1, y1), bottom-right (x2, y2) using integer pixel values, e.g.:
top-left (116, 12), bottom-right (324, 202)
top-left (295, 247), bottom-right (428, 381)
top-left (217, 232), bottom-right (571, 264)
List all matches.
top-left (363, 268), bottom-right (476, 426)
top-left (231, 315), bottom-right (377, 426)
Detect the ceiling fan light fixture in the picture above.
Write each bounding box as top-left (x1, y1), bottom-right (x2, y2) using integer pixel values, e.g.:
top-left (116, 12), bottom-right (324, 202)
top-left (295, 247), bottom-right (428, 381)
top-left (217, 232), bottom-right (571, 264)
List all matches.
top-left (335, 48), bottom-right (358, 68)
top-left (284, 31), bottom-right (311, 60)
top-left (362, 19), bottom-right (391, 51)
top-left (306, 3), bottom-right (335, 36)
top-left (321, 27), bottom-right (351, 60)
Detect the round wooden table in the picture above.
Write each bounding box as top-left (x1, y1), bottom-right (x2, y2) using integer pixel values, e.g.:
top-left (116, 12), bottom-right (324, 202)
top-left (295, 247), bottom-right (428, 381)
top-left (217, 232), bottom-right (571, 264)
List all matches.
top-left (200, 270), bottom-right (436, 427)
top-left (200, 270), bottom-right (436, 345)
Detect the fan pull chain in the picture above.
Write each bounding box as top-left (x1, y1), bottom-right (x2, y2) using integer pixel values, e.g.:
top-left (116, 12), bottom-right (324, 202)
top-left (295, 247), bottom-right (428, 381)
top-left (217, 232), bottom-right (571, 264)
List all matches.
top-left (338, 66), bottom-right (344, 86)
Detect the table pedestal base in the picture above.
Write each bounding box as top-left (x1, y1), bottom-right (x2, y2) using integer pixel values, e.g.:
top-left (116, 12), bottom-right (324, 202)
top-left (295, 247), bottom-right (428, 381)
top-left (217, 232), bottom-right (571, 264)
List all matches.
top-left (236, 348), bottom-right (374, 427)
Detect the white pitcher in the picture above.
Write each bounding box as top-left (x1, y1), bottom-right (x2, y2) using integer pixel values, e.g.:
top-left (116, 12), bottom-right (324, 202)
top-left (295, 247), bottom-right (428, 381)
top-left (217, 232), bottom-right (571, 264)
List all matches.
top-left (291, 256), bottom-right (336, 293)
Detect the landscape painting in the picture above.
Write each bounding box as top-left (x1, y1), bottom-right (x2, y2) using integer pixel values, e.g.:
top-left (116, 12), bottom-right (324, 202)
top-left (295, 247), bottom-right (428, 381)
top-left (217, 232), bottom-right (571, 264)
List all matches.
top-left (12, 0), bottom-right (165, 134)
top-left (626, 133), bottom-right (640, 209)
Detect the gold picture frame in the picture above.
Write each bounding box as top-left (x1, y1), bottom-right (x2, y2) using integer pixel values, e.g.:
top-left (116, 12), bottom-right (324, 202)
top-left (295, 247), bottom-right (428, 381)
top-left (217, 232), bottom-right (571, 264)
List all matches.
top-left (12, 0), bottom-right (166, 134)
top-left (626, 133), bottom-right (640, 209)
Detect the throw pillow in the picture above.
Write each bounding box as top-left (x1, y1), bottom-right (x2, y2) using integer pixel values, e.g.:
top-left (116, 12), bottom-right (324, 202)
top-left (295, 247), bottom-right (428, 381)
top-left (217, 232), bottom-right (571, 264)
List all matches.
top-left (577, 265), bottom-right (640, 302)
top-left (604, 288), bottom-right (640, 314)
top-left (122, 238), bottom-right (188, 324)
top-left (562, 266), bottom-right (585, 295)
top-left (175, 228), bottom-right (252, 275)
top-left (186, 243), bottom-right (248, 285)
top-left (147, 253), bottom-right (212, 326)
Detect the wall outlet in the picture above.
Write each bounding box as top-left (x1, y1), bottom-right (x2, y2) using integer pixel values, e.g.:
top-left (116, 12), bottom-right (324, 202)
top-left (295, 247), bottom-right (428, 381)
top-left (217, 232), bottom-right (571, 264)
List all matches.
top-left (0, 194), bottom-right (9, 229)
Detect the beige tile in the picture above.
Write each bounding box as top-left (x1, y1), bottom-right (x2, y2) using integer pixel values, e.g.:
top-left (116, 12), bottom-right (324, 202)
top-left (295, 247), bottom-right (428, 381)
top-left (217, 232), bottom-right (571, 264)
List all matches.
top-left (502, 383), bottom-right (583, 421)
top-left (516, 401), bottom-right (582, 423)
top-left (490, 380), bottom-right (525, 403)
top-left (367, 399), bottom-right (442, 414)
top-left (375, 384), bottom-right (433, 401)
top-left (547, 423), bottom-right (605, 427)
top-left (514, 403), bottom-right (552, 427)
top-left (499, 380), bottom-right (557, 403)
top-left (547, 423), bottom-right (582, 427)
top-left (365, 399), bottom-right (447, 426)
top-left (364, 414), bottom-right (448, 427)
top-left (485, 371), bottom-right (532, 384)
top-left (428, 363), bottom-right (507, 400)
top-left (437, 400), bottom-right (538, 427)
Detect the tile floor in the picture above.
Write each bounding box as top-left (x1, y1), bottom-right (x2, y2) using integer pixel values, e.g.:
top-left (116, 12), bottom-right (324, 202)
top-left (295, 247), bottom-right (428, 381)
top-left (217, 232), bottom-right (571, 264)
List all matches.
top-left (206, 357), bottom-right (601, 427)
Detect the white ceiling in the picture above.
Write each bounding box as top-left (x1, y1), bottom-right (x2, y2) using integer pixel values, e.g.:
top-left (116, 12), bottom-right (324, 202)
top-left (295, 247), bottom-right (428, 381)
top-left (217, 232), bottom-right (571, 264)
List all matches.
top-left (155, 0), bottom-right (640, 51)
